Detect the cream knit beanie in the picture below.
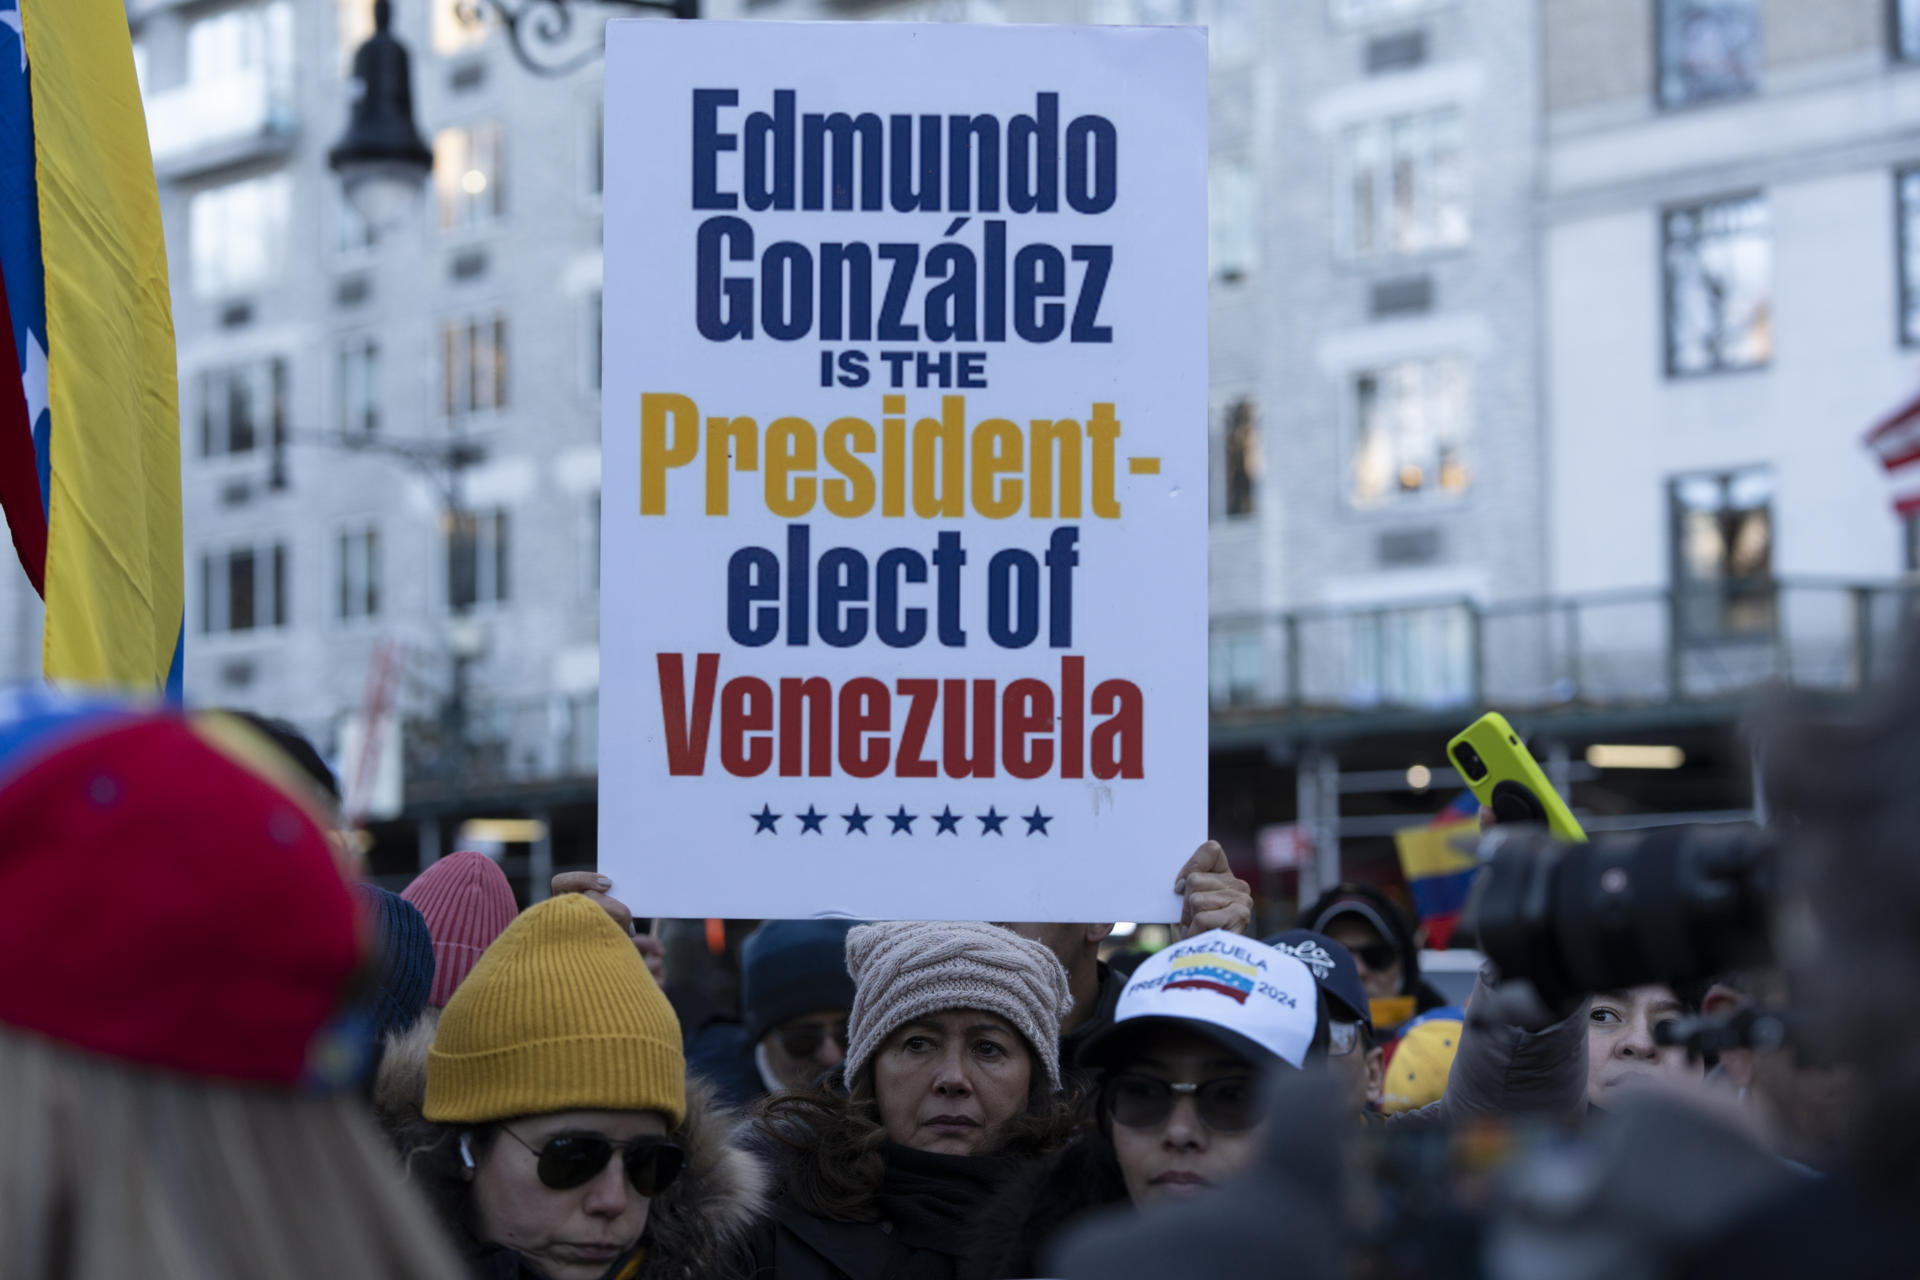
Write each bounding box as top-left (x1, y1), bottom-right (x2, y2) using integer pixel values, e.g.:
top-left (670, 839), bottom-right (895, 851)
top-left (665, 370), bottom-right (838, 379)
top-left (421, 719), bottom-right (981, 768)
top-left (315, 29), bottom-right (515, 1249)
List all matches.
top-left (843, 921), bottom-right (1074, 1091)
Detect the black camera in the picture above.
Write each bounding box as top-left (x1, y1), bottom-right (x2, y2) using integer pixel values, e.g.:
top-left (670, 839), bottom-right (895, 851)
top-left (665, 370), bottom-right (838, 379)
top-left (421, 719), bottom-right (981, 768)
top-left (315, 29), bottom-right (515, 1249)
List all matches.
top-left (1468, 824), bottom-right (1776, 1010)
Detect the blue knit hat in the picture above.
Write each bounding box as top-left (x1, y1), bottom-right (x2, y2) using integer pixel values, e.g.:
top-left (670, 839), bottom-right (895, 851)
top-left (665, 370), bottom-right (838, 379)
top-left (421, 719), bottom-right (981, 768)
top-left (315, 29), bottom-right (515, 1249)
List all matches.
top-left (741, 919), bottom-right (858, 1043)
top-left (349, 883), bottom-right (435, 1044)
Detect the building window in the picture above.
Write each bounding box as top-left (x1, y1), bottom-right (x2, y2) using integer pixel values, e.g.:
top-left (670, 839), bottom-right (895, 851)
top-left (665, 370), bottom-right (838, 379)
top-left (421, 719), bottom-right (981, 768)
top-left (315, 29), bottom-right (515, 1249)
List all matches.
top-left (1213, 398), bottom-right (1260, 520)
top-left (1337, 108), bottom-right (1468, 259)
top-left (441, 312), bottom-right (509, 420)
top-left (1671, 468), bottom-right (1774, 639)
top-left (1209, 160), bottom-right (1257, 284)
top-left (1899, 0), bottom-right (1920, 61)
top-left (201, 542), bottom-right (289, 635)
top-left (199, 358), bottom-right (287, 458)
top-left (338, 525), bottom-right (380, 621)
top-left (1900, 170), bottom-right (1920, 346)
top-left (1209, 628), bottom-right (1264, 707)
top-left (337, 338), bottom-right (379, 437)
top-left (448, 509), bottom-right (510, 611)
top-left (187, 0), bottom-right (293, 86)
top-left (1664, 193), bottom-right (1772, 376)
top-left (432, 0), bottom-right (485, 54)
top-left (189, 173), bottom-right (292, 299)
top-left (1350, 357), bottom-right (1471, 508)
top-left (1906, 509), bottom-right (1920, 572)
top-left (436, 123), bottom-right (506, 232)
top-left (1658, 0), bottom-right (1761, 108)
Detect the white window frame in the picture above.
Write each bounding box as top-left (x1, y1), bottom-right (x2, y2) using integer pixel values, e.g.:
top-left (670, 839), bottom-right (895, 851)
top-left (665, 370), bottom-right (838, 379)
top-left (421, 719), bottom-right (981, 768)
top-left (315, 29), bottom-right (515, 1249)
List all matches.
top-left (200, 538), bottom-right (290, 636)
top-left (198, 356), bottom-right (288, 460)
top-left (335, 334), bottom-right (380, 439)
top-left (447, 507), bottom-right (511, 613)
top-left (1334, 106), bottom-right (1470, 261)
top-left (336, 522), bottom-right (382, 624)
top-left (439, 308), bottom-right (510, 424)
top-left (1342, 353), bottom-right (1473, 511)
top-left (189, 173), bottom-right (293, 299)
top-left (435, 121), bottom-right (506, 235)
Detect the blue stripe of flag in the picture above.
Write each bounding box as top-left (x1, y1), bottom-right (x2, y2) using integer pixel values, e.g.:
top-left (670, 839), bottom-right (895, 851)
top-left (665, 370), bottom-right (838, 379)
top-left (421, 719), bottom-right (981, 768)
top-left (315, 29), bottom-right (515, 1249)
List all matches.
top-left (1408, 865), bottom-right (1479, 924)
top-left (0, 0), bottom-right (51, 511)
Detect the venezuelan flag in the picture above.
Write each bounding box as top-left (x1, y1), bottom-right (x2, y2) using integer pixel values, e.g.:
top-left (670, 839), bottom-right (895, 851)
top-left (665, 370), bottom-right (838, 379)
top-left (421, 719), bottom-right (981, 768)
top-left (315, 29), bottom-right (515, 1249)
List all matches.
top-left (1, 0), bottom-right (182, 694)
top-left (1393, 792), bottom-right (1481, 949)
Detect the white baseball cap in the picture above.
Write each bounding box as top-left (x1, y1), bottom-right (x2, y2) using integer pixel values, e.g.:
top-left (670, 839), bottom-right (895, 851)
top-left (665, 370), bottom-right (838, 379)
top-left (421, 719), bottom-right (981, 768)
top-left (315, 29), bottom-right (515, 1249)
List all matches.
top-left (1084, 929), bottom-right (1324, 1071)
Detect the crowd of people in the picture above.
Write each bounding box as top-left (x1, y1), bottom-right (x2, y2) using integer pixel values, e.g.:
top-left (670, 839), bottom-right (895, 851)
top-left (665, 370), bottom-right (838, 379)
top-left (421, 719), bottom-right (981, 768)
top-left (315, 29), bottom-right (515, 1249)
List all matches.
top-left (0, 667), bottom-right (1907, 1280)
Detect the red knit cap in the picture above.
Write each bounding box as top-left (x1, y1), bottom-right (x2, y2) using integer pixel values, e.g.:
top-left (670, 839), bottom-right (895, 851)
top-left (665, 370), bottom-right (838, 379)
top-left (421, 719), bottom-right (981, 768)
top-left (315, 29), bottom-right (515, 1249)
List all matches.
top-left (0, 709), bottom-right (362, 1084)
top-left (402, 850), bottom-right (518, 1007)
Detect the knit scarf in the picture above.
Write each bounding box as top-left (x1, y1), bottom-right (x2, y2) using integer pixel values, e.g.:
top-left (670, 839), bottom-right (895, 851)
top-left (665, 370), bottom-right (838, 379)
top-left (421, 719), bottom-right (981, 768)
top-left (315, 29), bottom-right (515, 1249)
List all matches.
top-left (878, 1142), bottom-right (1019, 1255)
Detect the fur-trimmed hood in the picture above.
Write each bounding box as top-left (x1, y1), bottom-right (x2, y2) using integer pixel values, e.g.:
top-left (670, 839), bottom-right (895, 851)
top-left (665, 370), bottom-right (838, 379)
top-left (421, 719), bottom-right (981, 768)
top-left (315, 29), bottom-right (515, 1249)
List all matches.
top-left (375, 1017), bottom-right (767, 1280)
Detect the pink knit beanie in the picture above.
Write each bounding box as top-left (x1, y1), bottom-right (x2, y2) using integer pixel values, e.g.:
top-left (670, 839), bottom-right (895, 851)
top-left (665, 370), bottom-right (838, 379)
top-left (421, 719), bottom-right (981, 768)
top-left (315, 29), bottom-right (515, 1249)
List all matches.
top-left (843, 921), bottom-right (1074, 1091)
top-left (401, 851), bottom-right (518, 1008)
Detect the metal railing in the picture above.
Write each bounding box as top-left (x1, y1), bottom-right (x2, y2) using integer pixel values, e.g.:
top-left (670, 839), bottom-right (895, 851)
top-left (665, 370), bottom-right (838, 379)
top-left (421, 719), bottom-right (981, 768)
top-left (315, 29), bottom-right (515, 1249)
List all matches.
top-left (1208, 578), bottom-right (1920, 720)
top-left (391, 579), bottom-right (1920, 800)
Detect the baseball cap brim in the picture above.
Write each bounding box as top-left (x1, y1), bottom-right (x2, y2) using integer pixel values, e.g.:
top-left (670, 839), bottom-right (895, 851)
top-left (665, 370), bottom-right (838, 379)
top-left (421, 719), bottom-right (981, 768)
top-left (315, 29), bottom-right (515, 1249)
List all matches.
top-left (1080, 1013), bottom-right (1299, 1076)
top-left (1311, 900), bottom-right (1396, 945)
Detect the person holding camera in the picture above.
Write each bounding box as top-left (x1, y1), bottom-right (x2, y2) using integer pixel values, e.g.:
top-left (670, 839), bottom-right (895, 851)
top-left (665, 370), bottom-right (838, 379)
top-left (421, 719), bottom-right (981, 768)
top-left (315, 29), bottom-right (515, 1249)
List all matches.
top-left (1586, 984), bottom-right (1703, 1111)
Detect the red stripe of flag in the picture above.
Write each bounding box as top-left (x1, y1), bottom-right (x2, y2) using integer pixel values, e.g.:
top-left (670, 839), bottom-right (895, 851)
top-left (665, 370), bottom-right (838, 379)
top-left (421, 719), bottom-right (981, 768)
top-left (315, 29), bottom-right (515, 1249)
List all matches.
top-left (0, 256), bottom-right (46, 596)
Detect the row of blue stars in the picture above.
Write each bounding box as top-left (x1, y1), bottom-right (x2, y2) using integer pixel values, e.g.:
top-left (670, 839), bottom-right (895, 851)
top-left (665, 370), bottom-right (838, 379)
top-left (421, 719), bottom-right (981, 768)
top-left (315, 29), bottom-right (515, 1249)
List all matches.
top-left (750, 804), bottom-right (1052, 836)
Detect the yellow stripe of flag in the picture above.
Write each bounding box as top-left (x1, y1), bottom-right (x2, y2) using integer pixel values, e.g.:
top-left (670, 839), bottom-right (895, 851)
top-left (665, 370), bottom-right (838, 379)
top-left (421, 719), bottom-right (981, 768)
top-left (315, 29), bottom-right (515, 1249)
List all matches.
top-left (1393, 819), bottom-right (1481, 881)
top-left (23, 0), bottom-right (182, 689)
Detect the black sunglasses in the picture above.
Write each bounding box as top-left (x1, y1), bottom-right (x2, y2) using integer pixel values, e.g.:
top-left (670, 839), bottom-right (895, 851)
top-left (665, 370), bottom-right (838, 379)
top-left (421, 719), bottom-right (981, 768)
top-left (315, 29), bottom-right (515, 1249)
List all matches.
top-left (1104, 1074), bottom-right (1266, 1134)
top-left (1351, 942), bottom-right (1398, 972)
top-left (498, 1128), bottom-right (686, 1196)
top-left (778, 1022), bottom-right (850, 1060)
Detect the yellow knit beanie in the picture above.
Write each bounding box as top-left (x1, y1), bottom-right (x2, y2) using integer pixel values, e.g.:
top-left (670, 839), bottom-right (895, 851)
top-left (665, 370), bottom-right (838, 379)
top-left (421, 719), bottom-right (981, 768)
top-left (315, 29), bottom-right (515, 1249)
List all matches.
top-left (425, 894), bottom-right (686, 1126)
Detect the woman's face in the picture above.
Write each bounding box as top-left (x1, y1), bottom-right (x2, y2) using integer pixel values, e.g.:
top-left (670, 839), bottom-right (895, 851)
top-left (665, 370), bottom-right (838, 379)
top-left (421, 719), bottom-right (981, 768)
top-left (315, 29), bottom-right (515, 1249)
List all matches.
top-left (872, 1009), bottom-right (1034, 1155)
top-left (1108, 1029), bottom-right (1266, 1207)
top-left (470, 1108), bottom-right (669, 1280)
top-left (1586, 985), bottom-right (1696, 1107)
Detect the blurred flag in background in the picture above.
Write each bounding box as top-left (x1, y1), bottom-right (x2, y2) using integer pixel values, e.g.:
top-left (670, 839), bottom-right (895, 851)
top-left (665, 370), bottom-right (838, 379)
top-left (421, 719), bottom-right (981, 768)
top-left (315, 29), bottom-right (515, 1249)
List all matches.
top-left (1394, 791), bottom-right (1480, 949)
top-left (1, 0), bottom-right (183, 694)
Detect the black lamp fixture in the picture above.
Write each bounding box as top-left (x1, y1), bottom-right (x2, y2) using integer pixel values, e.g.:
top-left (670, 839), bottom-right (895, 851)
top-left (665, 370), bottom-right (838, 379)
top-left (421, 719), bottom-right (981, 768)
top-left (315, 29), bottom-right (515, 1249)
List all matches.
top-left (330, 0), bottom-right (435, 230)
top-left (460, 0), bottom-right (698, 78)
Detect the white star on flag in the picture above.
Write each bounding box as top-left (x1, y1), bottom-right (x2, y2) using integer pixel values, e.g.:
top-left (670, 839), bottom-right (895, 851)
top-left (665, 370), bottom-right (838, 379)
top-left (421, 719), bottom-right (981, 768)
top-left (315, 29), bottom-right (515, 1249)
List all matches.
top-left (0, 7), bottom-right (23, 75)
top-left (21, 329), bottom-right (48, 431)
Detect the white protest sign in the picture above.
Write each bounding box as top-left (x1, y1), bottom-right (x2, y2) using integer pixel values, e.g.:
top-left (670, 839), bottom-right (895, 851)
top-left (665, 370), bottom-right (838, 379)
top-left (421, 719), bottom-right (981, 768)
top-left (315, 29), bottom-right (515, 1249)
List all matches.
top-left (600, 20), bottom-right (1206, 922)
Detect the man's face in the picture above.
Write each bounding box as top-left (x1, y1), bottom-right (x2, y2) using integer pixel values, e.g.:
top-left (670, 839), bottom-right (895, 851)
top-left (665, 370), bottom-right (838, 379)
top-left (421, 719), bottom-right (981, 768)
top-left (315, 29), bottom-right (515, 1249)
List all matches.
top-left (1586, 985), bottom-right (1696, 1108)
top-left (1325, 1021), bottom-right (1384, 1115)
top-left (759, 1008), bottom-right (849, 1092)
top-left (1324, 918), bottom-right (1402, 1002)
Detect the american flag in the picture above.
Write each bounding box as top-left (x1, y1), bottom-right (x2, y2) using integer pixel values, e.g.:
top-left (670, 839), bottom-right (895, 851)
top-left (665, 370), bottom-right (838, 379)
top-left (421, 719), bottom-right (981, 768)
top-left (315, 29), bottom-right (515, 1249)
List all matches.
top-left (1864, 387), bottom-right (1920, 517)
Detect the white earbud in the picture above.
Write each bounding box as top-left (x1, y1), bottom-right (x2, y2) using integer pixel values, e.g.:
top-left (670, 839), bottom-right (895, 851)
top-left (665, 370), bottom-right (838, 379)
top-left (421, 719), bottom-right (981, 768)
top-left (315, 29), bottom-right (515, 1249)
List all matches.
top-left (459, 1132), bottom-right (476, 1172)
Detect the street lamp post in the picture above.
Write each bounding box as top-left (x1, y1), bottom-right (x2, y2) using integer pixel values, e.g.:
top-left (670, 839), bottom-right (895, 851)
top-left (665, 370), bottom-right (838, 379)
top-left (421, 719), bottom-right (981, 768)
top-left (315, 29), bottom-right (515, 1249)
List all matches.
top-left (330, 1), bottom-right (434, 230)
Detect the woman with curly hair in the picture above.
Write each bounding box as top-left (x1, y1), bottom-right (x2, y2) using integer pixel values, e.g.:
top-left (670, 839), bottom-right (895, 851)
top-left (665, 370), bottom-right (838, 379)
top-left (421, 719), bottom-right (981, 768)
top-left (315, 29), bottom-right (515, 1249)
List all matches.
top-left (740, 921), bottom-right (1081, 1280)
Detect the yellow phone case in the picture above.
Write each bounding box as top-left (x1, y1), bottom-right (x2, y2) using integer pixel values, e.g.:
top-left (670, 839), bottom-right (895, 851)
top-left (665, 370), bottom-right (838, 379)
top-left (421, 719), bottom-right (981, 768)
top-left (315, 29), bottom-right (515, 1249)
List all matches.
top-left (1446, 712), bottom-right (1587, 842)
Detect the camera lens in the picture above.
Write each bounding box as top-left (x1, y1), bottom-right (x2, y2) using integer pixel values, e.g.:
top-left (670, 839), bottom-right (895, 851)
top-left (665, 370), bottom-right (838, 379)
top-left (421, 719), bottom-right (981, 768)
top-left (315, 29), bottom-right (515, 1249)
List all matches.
top-left (1453, 741), bottom-right (1487, 781)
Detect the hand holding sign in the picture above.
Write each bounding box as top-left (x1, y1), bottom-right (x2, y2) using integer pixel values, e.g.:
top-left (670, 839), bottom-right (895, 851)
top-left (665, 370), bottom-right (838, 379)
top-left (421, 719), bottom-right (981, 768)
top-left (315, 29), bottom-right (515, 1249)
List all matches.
top-left (1173, 841), bottom-right (1253, 940)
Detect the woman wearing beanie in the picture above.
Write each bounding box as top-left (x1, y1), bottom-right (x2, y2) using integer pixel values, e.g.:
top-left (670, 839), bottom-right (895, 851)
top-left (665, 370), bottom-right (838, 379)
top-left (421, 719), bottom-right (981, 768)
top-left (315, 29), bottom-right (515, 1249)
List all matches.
top-left (739, 921), bottom-right (1079, 1280)
top-left (398, 894), bottom-right (766, 1280)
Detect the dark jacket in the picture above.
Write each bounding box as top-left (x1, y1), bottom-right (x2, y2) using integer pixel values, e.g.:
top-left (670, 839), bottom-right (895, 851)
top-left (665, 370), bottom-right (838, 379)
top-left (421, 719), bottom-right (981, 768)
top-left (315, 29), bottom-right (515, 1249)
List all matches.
top-left (1386, 963), bottom-right (1590, 1129)
top-left (377, 1025), bottom-right (768, 1280)
top-left (738, 1143), bottom-right (1022, 1280)
top-left (962, 1134), bottom-right (1128, 1280)
top-left (1058, 960), bottom-right (1123, 1093)
top-left (686, 1017), bottom-right (766, 1111)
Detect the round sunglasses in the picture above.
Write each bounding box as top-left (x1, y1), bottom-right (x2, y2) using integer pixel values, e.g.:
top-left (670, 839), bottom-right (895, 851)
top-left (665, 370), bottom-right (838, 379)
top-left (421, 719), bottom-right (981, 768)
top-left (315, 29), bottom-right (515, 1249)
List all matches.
top-left (496, 1127), bottom-right (686, 1196)
top-left (1103, 1073), bottom-right (1266, 1133)
top-left (777, 1021), bottom-right (850, 1060)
